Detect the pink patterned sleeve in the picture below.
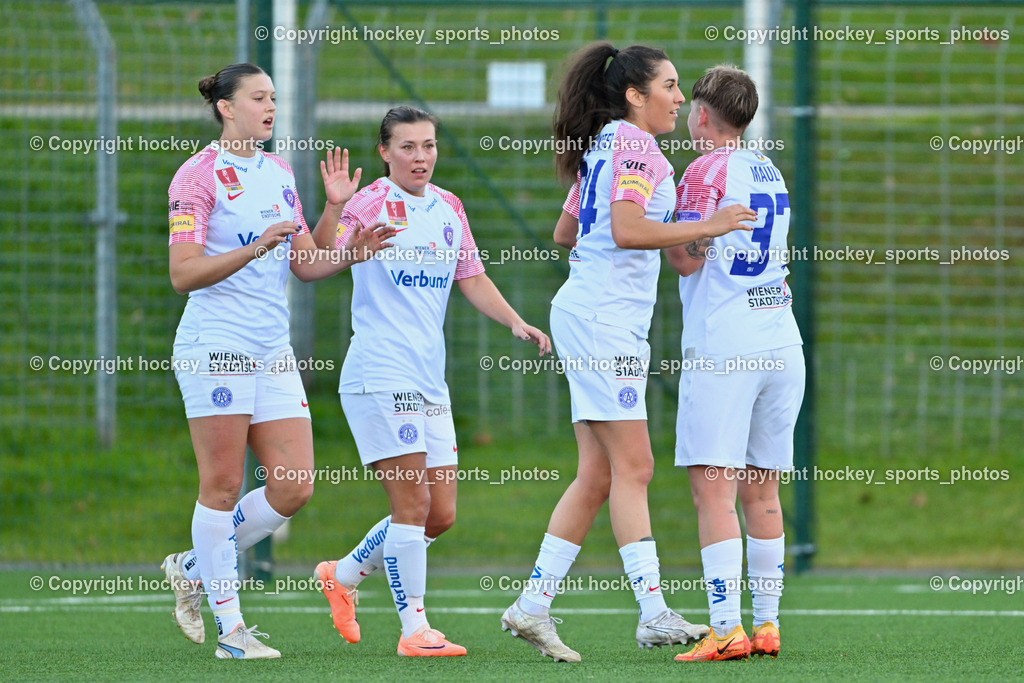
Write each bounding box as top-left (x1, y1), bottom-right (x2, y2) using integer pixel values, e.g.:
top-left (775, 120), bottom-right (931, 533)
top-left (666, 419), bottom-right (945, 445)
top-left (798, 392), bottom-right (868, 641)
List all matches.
top-left (609, 127), bottom-right (669, 210)
top-left (562, 175), bottom-right (581, 218)
top-left (334, 182), bottom-right (387, 249)
top-left (675, 152), bottom-right (729, 222)
top-left (168, 152), bottom-right (215, 246)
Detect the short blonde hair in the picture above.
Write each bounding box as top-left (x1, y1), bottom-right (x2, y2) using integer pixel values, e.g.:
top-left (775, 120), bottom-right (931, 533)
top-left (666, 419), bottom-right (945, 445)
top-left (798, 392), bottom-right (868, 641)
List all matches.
top-left (691, 65), bottom-right (758, 131)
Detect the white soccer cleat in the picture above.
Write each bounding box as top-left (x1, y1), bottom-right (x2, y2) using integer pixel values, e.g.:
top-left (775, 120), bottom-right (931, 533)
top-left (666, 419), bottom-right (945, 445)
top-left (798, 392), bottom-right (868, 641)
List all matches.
top-left (501, 600), bottom-right (581, 663)
top-left (161, 552), bottom-right (205, 644)
top-left (215, 623), bottom-right (281, 659)
top-left (636, 609), bottom-right (709, 648)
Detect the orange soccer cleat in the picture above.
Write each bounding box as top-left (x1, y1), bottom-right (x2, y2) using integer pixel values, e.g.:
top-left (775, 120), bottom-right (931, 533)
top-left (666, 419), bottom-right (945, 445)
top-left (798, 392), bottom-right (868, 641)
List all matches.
top-left (397, 627), bottom-right (467, 657)
top-left (674, 624), bottom-right (751, 662)
top-left (315, 560), bottom-right (360, 643)
top-left (750, 621), bottom-right (780, 658)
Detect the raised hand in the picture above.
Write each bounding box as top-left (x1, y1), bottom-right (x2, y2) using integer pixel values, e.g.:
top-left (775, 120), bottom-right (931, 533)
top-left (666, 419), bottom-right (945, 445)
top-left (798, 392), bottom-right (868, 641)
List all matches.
top-left (321, 147), bottom-right (362, 207)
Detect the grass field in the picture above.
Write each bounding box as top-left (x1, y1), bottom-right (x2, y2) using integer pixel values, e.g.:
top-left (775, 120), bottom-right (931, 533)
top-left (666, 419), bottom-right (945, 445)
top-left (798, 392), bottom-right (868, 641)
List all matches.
top-left (3, 570), bottom-right (1023, 679)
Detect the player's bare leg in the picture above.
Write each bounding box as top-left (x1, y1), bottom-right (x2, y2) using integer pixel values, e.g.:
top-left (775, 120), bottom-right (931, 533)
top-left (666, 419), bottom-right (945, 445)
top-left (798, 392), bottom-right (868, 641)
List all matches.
top-left (502, 423), bottom-right (609, 662)
top-left (585, 420), bottom-right (707, 647)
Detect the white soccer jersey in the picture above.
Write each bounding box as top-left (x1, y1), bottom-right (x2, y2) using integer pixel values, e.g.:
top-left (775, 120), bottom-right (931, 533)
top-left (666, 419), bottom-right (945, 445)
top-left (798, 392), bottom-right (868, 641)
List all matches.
top-left (168, 142), bottom-right (309, 350)
top-left (675, 147), bottom-right (802, 356)
top-left (336, 177), bottom-right (485, 404)
top-left (551, 120), bottom-right (675, 339)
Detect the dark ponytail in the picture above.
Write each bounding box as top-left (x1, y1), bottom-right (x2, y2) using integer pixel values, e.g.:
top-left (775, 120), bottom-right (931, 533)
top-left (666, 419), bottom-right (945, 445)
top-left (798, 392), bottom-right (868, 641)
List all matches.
top-left (198, 63), bottom-right (267, 125)
top-left (553, 42), bottom-right (669, 184)
top-left (377, 105), bottom-right (439, 177)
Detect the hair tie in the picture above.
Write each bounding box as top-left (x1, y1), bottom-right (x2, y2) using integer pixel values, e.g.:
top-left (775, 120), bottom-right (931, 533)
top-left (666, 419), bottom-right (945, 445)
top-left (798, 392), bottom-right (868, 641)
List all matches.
top-left (612, 49), bottom-right (620, 56)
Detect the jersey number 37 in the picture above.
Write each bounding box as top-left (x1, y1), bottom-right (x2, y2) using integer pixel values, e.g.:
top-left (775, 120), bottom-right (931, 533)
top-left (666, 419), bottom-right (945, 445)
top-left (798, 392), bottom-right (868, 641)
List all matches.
top-left (730, 192), bottom-right (789, 277)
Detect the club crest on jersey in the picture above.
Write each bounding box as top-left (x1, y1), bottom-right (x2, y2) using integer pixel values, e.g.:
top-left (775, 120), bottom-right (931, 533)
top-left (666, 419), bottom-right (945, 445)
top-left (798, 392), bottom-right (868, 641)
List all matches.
top-left (443, 223), bottom-right (454, 247)
top-left (386, 200), bottom-right (408, 226)
top-left (211, 386), bottom-right (233, 408)
top-left (216, 167), bottom-right (245, 200)
top-left (617, 386), bottom-right (638, 409)
top-left (398, 423), bottom-right (419, 445)
top-left (282, 187), bottom-right (296, 208)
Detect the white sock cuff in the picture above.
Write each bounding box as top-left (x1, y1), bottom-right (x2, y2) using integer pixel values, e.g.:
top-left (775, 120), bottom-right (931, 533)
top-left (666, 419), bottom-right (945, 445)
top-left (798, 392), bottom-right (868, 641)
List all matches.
top-left (539, 533), bottom-right (581, 577)
top-left (701, 537), bottom-right (743, 581)
top-left (746, 534), bottom-right (785, 578)
top-left (388, 522), bottom-right (426, 545)
top-left (193, 500), bottom-right (235, 524)
top-left (250, 486), bottom-right (289, 522)
top-left (619, 540), bottom-right (660, 575)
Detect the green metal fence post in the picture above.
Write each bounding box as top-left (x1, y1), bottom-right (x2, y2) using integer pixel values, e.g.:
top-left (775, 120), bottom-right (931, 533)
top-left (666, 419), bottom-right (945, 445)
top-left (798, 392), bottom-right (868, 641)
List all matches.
top-left (791, 0), bottom-right (817, 574)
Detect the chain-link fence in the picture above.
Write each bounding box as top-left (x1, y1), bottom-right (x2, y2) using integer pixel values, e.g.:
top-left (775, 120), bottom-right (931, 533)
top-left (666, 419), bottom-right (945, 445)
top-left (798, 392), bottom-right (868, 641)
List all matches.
top-left (2, 1), bottom-right (1021, 564)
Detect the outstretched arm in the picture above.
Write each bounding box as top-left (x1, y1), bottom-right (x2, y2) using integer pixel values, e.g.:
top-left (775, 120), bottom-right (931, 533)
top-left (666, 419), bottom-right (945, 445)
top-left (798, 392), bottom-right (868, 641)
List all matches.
top-left (290, 221), bottom-right (395, 282)
top-left (609, 201), bottom-right (755, 250)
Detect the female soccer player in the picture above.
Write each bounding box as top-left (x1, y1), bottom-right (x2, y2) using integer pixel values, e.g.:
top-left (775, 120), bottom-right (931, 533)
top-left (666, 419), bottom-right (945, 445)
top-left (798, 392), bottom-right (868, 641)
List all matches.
top-left (313, 105), bottom-right (551, 657)
top-left (670, 66), bottom-right (804, 663)
top-left (499, 42), bottom-right (756, 663)
top-left (161, 62), bottom-right (393, 659)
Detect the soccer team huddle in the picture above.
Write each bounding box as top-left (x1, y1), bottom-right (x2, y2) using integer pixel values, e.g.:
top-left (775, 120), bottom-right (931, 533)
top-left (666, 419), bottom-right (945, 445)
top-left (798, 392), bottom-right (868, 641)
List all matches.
top-left (162, 40), bottom-right (804, 663)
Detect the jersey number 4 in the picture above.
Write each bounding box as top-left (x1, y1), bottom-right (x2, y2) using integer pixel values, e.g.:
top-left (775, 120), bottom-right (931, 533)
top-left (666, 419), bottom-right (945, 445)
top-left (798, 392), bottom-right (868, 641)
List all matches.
top-left (577, 159), bottom-right (606, 238)
top-left (729, 192), bottom-right (789, 277)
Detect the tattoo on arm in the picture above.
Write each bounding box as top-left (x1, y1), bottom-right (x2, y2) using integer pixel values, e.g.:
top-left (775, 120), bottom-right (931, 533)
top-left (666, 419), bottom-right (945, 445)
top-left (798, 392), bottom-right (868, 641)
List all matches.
top-left (685, 237), bottom-right (713, 259)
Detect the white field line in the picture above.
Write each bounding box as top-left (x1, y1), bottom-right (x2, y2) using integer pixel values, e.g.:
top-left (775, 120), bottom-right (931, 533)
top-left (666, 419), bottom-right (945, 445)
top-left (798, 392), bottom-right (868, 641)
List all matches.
top-left (3, 604), bottom-right (1024, 617)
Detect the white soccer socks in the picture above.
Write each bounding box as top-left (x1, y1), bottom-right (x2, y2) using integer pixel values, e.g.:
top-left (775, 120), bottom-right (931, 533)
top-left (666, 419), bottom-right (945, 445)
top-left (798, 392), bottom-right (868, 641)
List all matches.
top-left (181, 487), bottom-right (288, 582)
top-left (701, 537), bottom-right (743, 635)
top-left (620, 539), bottom-right (668, 622)
top-left (383, 522), bottom-right (429, 638)
top-left (191, 502), bottom-right (243, 635)
top-left (519, 533), bottom-right (581, 616)
top-left (747, 534), bottom-right (785, 627)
